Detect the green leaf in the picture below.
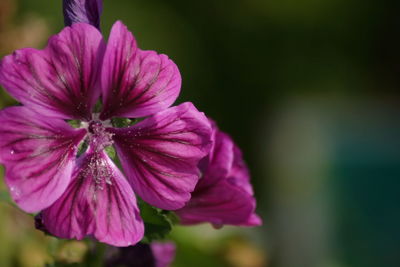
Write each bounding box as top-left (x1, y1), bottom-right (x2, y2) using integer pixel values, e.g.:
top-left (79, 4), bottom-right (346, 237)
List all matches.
top-left (162, 209), bottom-right (181, 225)
top-left (139, 201), bottom-right (174, 242)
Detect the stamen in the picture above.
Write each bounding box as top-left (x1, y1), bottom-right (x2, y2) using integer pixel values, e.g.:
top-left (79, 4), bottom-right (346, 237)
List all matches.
top-left (81, 151), bottom-right (114, 192)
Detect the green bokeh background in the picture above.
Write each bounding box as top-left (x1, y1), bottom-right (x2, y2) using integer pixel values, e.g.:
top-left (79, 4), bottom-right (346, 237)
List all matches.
top-left (1, 0), bottom-right (400, 266)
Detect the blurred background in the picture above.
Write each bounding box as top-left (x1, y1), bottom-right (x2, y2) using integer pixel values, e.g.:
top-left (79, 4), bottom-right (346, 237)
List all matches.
top-left (1, 0), bottom-right (400, 266)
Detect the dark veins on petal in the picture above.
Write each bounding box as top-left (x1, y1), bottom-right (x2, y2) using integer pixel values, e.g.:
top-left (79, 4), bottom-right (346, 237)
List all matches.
top-left (0, 23), bottom-right (104, 121)
top-left (108, 103), bottom-right (212, 211)
top-left (54, 152), bottom-right (117, 235)
top-left (1, 121), bottom-right (83, 183)
top-left (41, 148), bottom-right (143, 246)
top-left (8, 54), bottom-right (90, 120)
top-left (100, 42), bottom-right (178, 120)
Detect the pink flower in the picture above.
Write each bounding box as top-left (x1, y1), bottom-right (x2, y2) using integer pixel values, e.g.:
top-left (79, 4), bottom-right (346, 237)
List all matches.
top-left (176, 121), bottom-right (261, 227)
top-left (0, 21), bottom-right (212, 246)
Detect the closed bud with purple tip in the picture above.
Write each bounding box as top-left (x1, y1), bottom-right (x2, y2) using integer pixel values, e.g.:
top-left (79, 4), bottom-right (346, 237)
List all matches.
top-left (63, 0), bottom-right (103, 29)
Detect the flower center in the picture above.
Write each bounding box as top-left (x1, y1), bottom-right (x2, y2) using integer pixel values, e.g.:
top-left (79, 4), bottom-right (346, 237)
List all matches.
top-left (76, 120), bottom-right (116, 191)
top-left (88, 120), bottom-right (114, 152)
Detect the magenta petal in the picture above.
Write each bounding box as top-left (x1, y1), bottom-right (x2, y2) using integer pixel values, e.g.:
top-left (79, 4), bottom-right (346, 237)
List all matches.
top-left (63, 0), bottom-right (103, 29)
top-left (109, 102), bottom-right (212, 210)
top-left (0, 23), bottom-right (105, 120)
top-left (100, 21), bottom-right (181, 120)
top-left (175, 181), bottom-right (255, 225)
top-left (196, 129), bottom-right (234, 191)
top-left (239, 214), bottom-right (262, 227)
top-left (176, 122), bottom-right (262, 226)
top-left (0, 107), bottom-right (86, 213)
top-left (226, 144), bottom-right (253, 195)
top-left (151, 242), bottom-right (176, 267)
top-left (41, 150), bottom-right (144, 247)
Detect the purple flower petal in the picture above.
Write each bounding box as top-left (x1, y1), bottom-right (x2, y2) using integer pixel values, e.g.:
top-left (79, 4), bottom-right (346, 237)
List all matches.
top-left (151, 242), bottom-right (176, 267)
top-left (176, 122), bottom-right (262, 226)
top-left (0, 107), bottom-right (86, 213)
top-left (100, 21), bottom-right (181, 120)
top-left (109, 102), bottom-right (212, 210)
top-left (227, 144), bottom-right (253, 195)
top-left (175, 180), bottom-right (256, 225)
top-left (41, 150), bottom-right (144, 247)
top-left (196, 128), bottom-right (234, 191)
top-left (63, 0), bottom-right (103, 29)
top-left (239, 213), bottom-right (263, 227)
top-left (0, 23), bottom-right (105, 120)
